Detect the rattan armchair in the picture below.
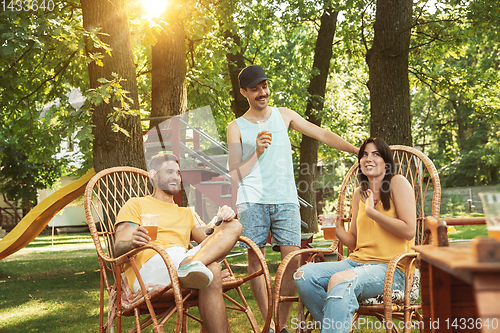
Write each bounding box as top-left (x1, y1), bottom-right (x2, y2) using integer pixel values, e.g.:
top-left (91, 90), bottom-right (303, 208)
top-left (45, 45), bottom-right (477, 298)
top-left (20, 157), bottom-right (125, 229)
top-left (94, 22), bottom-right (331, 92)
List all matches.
top-left (84, 166), bottom-right (272, 333)
top-left (273, 145), bottom-right (441, 333)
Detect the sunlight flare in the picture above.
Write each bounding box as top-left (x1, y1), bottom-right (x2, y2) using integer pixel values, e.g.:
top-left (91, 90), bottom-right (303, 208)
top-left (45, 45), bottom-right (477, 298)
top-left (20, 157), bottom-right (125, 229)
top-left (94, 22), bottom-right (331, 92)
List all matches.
top-left (142, 0), bottom-right (168, 18)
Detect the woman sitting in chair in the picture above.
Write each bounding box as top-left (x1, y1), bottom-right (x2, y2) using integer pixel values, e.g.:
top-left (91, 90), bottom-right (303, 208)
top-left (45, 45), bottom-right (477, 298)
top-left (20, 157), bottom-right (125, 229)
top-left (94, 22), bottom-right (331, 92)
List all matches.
top-left (294, 137), bottom-right (416, 332)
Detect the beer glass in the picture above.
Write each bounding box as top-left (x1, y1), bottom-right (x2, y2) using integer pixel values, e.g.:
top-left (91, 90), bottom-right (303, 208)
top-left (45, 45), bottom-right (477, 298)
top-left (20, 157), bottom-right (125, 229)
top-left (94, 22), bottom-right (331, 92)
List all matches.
top-left (478, 192), bottom-right (500, 241)
top-left (257, 119), bottom-right (272, 142)
top-left (141, 213), bottom-right (159, 241)
top-left (319, 214), bottom-right (337, 240)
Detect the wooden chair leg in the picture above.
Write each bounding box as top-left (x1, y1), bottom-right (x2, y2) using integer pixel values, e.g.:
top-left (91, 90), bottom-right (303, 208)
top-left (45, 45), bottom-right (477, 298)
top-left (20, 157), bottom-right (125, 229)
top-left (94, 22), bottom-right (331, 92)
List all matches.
top-left (402, 309), bottom-right (410, 333)
top-left (152, 325), bottom-right (166, 333)
top-left (134, 308), bottom-right (141, 332)
top-left (297, 299), bottom-right (306, 333)
top-left (182, 310), bottom-right (188, 333)
top-left (99, 271), bottom-right (106, 333)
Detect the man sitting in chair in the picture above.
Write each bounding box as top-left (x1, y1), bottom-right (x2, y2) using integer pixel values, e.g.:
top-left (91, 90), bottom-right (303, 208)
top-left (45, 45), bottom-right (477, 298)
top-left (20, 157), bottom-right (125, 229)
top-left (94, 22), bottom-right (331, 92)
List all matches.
top-left (114, 153), bottom-right (242, 333)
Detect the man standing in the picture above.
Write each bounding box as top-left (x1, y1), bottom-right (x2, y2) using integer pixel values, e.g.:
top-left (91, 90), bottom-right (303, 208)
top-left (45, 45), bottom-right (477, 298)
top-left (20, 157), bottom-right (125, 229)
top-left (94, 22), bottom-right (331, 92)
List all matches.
top-left (227, 65), bottom-right (358, 333)
top-left (114, 153), bottom-right (242, 333)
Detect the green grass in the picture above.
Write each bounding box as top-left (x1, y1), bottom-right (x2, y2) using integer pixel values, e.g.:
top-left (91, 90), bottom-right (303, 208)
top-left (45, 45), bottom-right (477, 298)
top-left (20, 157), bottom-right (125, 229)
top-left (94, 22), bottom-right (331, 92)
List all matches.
top-left (438, 212), bottom-right (489, 241)
top-left (447, 224), bottom-right (488, 241)
top-left (1, 225), bottom-right (486, 332)
top-left (0, 252), bottom-right (100, 332)
top-left (24, 233), bottom-right (97, 249)
top-left (0, 234), bottom-right (99, 332)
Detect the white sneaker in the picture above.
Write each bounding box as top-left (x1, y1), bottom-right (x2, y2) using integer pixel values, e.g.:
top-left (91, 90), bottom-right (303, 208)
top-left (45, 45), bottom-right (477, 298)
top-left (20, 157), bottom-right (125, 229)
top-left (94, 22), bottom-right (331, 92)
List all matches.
top-left (177, 261), bottom-right (213, 289)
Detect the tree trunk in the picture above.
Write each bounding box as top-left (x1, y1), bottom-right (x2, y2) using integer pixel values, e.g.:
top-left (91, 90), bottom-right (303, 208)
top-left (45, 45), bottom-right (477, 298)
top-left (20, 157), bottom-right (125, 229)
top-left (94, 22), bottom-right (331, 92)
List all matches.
top-left (298, 8), bottom-right (338, 233)
top-left (150, 16), bottom-right (187, 130)
top-left (366, 0), bottom-right (413, 146)
top-left (225, 30), bottom-right (249, 118)
top-left (81, 0), bottom-right (145, 172)
top-left (148, 5), bottom-right (189, 207)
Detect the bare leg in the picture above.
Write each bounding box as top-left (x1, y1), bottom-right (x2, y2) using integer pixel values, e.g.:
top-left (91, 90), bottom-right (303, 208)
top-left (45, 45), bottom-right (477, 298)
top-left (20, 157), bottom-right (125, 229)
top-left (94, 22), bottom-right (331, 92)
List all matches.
top-left (180, 220), bottom-right (241, 332)
top-left (327, 270), bottom-right (357, 291)
top-left (278, 245), bottom-right (300, 331)
top-left (180, 219), bottom-right (242, 267)
top-left (198, 262), bottom-right (229, 333)
top-left (248, 247), bottom-right (275, 331)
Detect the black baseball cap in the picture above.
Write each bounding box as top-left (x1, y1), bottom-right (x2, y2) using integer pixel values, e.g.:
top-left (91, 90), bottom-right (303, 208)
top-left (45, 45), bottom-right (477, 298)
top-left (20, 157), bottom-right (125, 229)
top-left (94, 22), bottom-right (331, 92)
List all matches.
top-left (238, 65), bottom-right (271, 88)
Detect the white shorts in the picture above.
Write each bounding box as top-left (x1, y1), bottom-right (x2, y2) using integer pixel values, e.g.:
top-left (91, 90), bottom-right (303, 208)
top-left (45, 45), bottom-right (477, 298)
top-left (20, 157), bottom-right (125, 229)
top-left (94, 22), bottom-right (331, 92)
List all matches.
top-left (133, 245), bottom-right (202, 292)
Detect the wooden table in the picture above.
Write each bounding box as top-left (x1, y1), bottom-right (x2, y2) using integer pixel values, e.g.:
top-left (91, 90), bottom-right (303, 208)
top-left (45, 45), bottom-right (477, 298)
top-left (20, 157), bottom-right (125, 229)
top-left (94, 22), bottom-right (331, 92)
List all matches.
top-left (414, 243), bottom-right (500, 332)
top-left (439, 217), bottom-right (486, 226)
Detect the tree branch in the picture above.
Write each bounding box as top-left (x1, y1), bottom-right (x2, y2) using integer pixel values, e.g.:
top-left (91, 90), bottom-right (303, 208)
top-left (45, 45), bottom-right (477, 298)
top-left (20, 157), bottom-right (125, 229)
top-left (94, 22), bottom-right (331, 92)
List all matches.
top-left (187, 76), bottom-right (226, 110)
top-left (11, 50), bottom-right (79, 117)
top-left (0, 43), bottom-right (34, 81)
top-left (409, 68), bottom-right (454, 103)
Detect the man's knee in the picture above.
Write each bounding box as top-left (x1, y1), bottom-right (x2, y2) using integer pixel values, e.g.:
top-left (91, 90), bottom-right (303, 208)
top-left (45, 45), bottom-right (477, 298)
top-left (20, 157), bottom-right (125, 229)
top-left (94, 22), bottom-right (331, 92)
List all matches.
top-left (221, 218), bottom-right (242, 237)
top-left (231, 218), bottom-right (243, 236)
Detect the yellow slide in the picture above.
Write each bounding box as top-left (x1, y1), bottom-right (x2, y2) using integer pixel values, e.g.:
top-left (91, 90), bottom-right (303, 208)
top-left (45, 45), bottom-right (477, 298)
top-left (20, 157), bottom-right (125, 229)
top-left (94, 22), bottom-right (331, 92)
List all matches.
top-left (0, 169), bottom-right (96, 260)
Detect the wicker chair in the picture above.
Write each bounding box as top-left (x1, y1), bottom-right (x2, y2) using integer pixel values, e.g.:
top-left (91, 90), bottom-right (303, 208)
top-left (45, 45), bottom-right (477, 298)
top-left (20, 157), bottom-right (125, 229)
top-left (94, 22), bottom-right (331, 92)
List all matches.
top-left (84, 166), bottom-right (272, 333)
top-left (273, 145), bottom-right (441, 333)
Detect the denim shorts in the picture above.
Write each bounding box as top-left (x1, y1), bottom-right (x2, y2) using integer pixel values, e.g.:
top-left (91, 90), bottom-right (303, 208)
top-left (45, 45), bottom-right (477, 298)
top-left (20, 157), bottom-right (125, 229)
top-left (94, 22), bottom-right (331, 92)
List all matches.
top-left (236, 202), bottom-right (301, 249)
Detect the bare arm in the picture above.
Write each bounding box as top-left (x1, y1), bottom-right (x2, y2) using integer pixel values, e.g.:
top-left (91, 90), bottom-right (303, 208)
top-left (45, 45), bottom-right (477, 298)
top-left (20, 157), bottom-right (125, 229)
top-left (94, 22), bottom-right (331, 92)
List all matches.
top-left (364, 175), bottom-right (416, 240)
top-left (227, 120), bottom-right (271, 182)
top-left (279, 107), bottom-right (359, 155)
top-left (336, 188), bottom-right (359, 251)
top-left (114, 222), bottom-right (151, 257)
top-left (190, 205), bottom-right (237, 244)
top-left (190, 216), bottom-right (210, 245)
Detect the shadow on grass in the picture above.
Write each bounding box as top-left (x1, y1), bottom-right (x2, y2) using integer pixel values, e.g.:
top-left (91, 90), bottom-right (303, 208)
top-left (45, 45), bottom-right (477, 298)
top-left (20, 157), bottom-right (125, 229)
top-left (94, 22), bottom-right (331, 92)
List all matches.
top-left (0, 253), bottom-right (101, 332)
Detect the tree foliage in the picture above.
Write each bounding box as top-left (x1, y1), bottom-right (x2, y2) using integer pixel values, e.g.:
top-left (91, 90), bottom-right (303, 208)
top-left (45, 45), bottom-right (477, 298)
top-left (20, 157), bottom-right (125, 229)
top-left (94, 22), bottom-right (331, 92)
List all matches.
top-left (0, 134), bottom-right (62, 210)
top-left (0, 2), bottom-right (90, 208)
top-left (410, 0), bottom-right (500, 186)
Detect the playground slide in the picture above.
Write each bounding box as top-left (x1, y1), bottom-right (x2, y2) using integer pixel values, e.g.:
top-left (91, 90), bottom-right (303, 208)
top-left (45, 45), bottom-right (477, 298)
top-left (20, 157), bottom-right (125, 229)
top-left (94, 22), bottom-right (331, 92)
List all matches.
top-left (0, 168), bottom-right (96, 260)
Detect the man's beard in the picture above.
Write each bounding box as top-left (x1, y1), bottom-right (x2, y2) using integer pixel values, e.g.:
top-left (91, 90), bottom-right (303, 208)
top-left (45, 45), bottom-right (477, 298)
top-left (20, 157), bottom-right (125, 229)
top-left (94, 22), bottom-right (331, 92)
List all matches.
top-left (157, 179), bottom-right (181, 195)
top-left (164, 187), bottom-right (180, 195)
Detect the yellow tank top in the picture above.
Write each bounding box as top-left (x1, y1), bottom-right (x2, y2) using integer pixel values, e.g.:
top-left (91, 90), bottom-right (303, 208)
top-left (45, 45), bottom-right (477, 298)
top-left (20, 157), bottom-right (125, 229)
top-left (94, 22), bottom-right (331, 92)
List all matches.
top-left (115, 196), bottom-right (197, 288)
top-left (348, 198), bottom-right (414, 273)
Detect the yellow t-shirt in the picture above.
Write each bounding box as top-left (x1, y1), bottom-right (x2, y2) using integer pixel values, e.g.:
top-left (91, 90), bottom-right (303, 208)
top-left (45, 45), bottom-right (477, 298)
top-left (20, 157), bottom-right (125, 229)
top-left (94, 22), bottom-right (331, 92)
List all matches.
top-left (115, 196), bottom-right (198, 288)
top-left (348, 198), bottom-right (414, 273)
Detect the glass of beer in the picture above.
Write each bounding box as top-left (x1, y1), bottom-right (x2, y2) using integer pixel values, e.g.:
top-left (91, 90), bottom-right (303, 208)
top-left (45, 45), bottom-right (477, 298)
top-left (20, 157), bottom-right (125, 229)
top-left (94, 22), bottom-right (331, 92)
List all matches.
top-left (319, 214), bottom-right (337, 240)
top-left (257, 119), bottom-right (272, 142)
top-left (478, 193), bottom-right (500, 241)
top-left (141, 213), bottom-right (159, 241)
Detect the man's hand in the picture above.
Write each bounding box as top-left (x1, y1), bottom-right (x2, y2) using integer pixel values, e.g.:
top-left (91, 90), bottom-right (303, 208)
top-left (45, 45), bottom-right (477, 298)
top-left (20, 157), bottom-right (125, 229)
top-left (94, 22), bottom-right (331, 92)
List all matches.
top-left (131, 226), bottom-right (151, 248)
top-left (217, 205), bottom-right (236, 222)
top-left (114, 222), bottom-right (150, 257)
top-left (255, 131), bottom-right (271, 157)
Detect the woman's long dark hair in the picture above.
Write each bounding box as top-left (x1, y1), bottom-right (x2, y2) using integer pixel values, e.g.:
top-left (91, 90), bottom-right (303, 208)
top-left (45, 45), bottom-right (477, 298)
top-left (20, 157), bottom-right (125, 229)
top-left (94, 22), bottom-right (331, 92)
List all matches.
top-left (357, 137), bottom-right (396, 211)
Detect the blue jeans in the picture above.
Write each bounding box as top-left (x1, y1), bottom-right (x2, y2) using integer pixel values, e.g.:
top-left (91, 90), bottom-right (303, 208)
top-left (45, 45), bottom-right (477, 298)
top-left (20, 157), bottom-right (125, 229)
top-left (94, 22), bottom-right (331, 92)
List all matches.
top-left (294, 259), bottom-right (405, 333)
